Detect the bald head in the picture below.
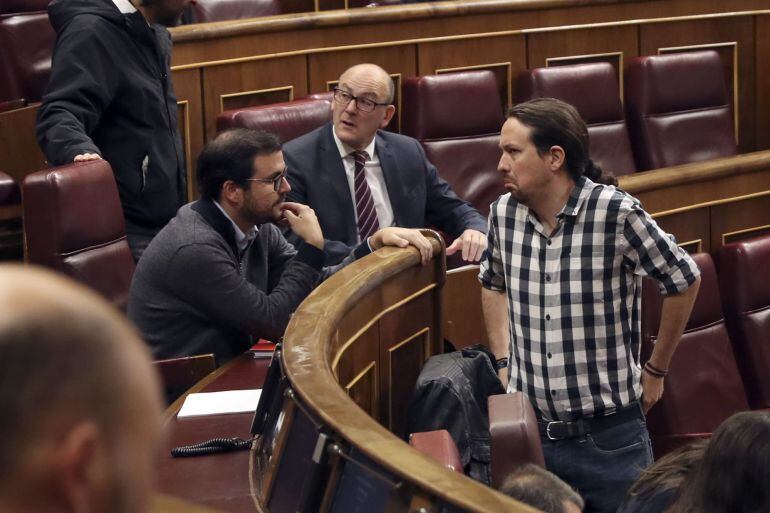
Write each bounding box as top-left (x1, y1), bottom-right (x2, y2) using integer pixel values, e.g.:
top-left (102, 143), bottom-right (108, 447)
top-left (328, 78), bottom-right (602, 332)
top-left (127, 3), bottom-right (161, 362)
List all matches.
top-left (0, 265), bottom-right (163, 513)
top-left (332, 63), bottom-right (396, 150)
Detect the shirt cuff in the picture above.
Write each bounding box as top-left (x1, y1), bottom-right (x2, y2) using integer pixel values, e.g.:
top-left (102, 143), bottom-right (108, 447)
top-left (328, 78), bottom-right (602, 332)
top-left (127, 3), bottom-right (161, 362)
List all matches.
top-left (294, 242), bottom-right (326, 271)
top-left (353, 240), bottom-right (373, 260)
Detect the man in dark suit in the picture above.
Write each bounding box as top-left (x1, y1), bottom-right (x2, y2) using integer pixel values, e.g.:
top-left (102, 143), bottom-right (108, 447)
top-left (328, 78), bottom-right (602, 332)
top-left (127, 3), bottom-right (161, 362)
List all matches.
top-left (283, 63), bottom-right (487, 265)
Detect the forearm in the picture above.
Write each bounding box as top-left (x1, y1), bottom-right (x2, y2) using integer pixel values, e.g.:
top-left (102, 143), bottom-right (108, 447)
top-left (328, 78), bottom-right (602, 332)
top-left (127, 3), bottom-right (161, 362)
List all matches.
top-left (481, 287), bottom-right (510, 359)
top-left (649, 275), bottom-right (701, 369)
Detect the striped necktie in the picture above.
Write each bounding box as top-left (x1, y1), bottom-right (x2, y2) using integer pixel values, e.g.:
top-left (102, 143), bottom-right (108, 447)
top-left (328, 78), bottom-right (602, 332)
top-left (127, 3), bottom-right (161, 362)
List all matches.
top-left (352, 150), bottom-right (380, 241)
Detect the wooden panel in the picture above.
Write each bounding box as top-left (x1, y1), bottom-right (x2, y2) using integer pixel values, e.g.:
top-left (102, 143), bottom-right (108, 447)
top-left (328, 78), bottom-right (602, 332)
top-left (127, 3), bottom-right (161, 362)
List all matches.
top-left (527, 25), bottom-right (639, 74)
top-left (418, 34), bottom-right (527, 110)
top-left (200, 55), bottom-right (308, 141)
top-left (652, 209), bottom-right (711, 254)
top-left (384, 326), bottom-right (430, 437)
top-left (221, 86), bottom-right (293, 112)
top-left (0, 105), bottom-right (45, 181)
top-left (443, 265), bottom-right (488, 349)
top-left (757, 15), bottom-right (770, 150)
top-left (639, 16), bottom-right (756, 152)
top-left (344, 361), bottom-right (378, 418)
top-left (710, 194), bottom-right (770, 250)
top-left (171, 68), bottom-right (204, 202)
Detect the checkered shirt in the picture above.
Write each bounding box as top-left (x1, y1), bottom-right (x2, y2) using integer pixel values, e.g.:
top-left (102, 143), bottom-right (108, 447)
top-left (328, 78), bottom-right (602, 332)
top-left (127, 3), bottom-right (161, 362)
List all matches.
top-left (479, 177), bottom-right (700, 421)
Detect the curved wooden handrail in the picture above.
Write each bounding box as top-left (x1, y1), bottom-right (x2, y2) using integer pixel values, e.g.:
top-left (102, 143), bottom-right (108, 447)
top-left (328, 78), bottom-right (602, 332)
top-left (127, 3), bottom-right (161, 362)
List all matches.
top-left (618, 150), bottom-right (770, 195)
top-left (170, 0), bottom-right (643, 42)
top-left (282, 232), bottom-right (533, 512)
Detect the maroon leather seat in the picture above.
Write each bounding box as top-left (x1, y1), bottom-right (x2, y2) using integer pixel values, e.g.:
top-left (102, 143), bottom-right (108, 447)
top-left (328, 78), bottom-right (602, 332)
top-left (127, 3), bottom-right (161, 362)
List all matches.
top-left (488, 391), bottom-right (546, 488)
top-left (625, 50), bottom-right (737, 171)
top-left (22, 160), bottom-right (135, 310)
top-left (0, 11), bottom-right (54, 103)
top-left (0, 171), bottom-right (19, 206)
top-left (0, 0), bottom-right (49, 16)
top-left (409, 429), bottom-right (464, 474)
top-left (515, 62), bottom-right (636, 177)
top-left (216, 98), bottom-right (332, 144)
top-left (299, 91), bottom-right (334, 102)
top-left (715, 234), bottom-right (770, 410)
top-left (642, 253), bottom-right (749, 457)
top-left (187, 0), bottom-right (279, 23)
top-left (401, 70), bottom-right (505, 217)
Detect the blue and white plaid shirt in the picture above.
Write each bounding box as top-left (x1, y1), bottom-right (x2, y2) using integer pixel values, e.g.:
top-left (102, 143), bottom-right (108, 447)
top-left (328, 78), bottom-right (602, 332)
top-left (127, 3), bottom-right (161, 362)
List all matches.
top-left (479, 177), bottom-right (700, 421)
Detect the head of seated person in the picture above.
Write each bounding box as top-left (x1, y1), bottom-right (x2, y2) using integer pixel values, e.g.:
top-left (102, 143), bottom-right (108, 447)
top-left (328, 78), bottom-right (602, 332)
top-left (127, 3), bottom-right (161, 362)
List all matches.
top-left (0, 265), bottom-right (164, 513)
top-left (331, 63), bottom-right (396, 151)
top-left (500, 463), bottom-right (584, 513)
top-left (667, 411), bottom-right (770, 513)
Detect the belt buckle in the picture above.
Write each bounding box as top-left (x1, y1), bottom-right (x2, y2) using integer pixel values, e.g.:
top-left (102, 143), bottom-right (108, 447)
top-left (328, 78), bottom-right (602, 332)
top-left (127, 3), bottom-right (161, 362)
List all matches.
top-left (545, 421), bottom-right (566, 441)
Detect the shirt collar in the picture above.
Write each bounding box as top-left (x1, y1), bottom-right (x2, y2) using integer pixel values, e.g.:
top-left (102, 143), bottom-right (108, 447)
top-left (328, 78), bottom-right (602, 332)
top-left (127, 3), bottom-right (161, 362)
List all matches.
top-left (332, 126), bottom-right (377, 161)
top-left (112, 0), bottom-right (137, 14)
top-left (558, 176), bottom-right (595, 219)
top-left (213, 200), bottom-right (257, 253)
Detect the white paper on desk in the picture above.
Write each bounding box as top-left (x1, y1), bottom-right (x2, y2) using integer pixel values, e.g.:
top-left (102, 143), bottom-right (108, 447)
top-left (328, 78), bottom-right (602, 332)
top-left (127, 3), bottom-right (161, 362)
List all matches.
top-left (177, 389), bottom-right (262, 418)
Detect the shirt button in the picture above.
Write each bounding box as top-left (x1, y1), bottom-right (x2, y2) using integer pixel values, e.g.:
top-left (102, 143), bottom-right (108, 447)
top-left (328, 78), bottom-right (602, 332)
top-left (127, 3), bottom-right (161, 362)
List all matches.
top-left (550, 390), bottom-right (556, 396)
top-left (547, 239), bottom-right (552, 246)
top-left (547, 352), bottom-right (552, 358)
top-left (546, 314), bottom-right (551, 321)
top-left (545, 275), bottom-right (551, 282)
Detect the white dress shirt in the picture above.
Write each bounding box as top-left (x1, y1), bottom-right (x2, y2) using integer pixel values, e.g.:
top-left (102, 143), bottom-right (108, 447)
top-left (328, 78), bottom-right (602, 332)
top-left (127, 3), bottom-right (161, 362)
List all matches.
top-left (332, 129), bottom-right (395, 243)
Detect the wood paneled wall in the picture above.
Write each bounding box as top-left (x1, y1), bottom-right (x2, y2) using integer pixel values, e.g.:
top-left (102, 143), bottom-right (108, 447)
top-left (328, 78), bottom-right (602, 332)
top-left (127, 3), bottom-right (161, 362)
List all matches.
top-left (3, 0), bottom-right (770, 191)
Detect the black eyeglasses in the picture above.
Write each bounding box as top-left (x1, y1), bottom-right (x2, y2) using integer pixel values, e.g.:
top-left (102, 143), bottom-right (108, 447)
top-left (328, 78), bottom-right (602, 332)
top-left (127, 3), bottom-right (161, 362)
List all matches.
top-left (332, 87), bottom-right (390, 113)
top-left (247, 169), bottom-right (287, 192)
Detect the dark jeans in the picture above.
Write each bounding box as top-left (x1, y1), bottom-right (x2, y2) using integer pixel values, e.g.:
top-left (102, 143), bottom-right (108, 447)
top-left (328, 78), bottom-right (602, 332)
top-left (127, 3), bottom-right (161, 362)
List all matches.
top-left (541, 406), bottom-right (653, 513)
top-left (125, 220), bottom-right (161, 263)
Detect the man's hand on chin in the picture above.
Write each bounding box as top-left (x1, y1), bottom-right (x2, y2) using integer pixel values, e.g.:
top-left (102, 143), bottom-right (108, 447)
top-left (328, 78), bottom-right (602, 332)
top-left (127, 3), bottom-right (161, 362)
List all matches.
top-left (445, 229), bottom-right (487, 262)
top-left (369, 227), bottom-right (433, 265)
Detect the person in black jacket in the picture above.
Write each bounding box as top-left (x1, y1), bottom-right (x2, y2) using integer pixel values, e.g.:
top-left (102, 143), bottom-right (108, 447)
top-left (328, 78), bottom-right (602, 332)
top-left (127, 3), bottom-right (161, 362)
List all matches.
top-left (36, 0), bottom-right (190, 261)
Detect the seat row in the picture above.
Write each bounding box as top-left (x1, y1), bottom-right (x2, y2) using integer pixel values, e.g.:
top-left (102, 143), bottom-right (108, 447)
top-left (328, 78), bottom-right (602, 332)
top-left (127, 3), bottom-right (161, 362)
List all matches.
top-left (217, 49), bottom-right (735, 218)
top-left (642, 236), bottom-right (770, 456)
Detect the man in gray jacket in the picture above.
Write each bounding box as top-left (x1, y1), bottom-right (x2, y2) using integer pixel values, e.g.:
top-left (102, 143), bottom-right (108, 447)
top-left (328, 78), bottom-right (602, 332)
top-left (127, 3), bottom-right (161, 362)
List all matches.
top-left (128, 129), bottom-right (432, 364)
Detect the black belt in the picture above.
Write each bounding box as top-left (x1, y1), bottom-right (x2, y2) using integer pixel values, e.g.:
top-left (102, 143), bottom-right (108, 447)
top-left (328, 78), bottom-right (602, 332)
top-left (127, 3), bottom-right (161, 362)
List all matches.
top-left (538, 402), bottom-right (643, 441)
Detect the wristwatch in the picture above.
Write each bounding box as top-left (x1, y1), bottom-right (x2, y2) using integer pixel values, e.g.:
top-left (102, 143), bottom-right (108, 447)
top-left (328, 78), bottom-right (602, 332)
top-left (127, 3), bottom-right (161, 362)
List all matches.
top-left (495, 357), bottom-right (508, 371)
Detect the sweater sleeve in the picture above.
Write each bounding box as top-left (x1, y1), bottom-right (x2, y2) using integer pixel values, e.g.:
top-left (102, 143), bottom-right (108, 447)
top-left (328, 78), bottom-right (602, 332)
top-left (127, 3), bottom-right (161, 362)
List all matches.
top-left (36, 18), bottom-right (119, 164)
top-left (163, 239), bottom-right (323, 343)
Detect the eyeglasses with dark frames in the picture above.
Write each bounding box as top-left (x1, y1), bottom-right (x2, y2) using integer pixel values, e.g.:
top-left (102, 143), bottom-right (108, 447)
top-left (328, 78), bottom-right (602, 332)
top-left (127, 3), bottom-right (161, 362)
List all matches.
top-left (332, 87), bottom-right (390, 113)
top-left (246, 169), bottom-right (287, 192)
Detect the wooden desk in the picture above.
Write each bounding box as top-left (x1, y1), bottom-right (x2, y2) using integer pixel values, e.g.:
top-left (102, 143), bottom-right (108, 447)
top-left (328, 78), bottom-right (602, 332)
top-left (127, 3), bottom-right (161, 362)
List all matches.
top-left (159, 354), bottom-right (270, 512)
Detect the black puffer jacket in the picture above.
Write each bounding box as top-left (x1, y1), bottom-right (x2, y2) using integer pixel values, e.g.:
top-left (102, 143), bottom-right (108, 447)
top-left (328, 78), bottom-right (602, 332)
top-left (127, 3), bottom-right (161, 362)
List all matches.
top-left (37, 0), bottom-right (185, 229)
top-left (406, 345), bottom-right (505, 485)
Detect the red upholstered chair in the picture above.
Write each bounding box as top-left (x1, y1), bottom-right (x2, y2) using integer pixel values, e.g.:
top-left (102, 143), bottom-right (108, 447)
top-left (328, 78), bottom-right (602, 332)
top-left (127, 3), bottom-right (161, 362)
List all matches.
top-left (0, 12), bottom-right (55, 103)
top-left (22, 160), bottom-right (135, 310)
top-left (216, 98), bottom-right (332, 144)
top-left (0, 0), bottom-right (49, 16)
top-left (0, 171), bottom-right (19, 207)
top-left (409, 429), bottom-right (464, 474)
top-left (488, 391), bottom-right (546, 488)
top-left (715, 234), bottom-right (770, 410)
top-left (625, 50), bottom-right (737, 171)
top-left (401, 70), bottom-right (505, 217)
top-left (299, 91), bottom-right (334, 102)
top-left (515, 62), bottom-right (636, 177)
top-left (641, 253), bottom-right (749, 457)
top-left (187, 0), bottom-right (280, 22)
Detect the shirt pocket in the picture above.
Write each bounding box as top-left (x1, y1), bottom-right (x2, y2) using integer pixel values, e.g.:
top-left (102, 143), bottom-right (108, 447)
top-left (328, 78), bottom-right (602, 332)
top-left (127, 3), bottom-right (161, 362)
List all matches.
top-left (559, 251), bottom-right (619, 304)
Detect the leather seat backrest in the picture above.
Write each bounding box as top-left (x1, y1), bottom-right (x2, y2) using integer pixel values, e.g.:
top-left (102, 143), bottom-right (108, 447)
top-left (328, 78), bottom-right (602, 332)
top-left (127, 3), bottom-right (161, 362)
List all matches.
top-left (0, 170), bottom-right (19, 205)
top-left (22, 160), bottom-right (135, 310)
top-left (515, 62), bottom-right (636, 177)
top-left (0, 0), bottom-right (49, 16)
top-left (401, 70), bottom-right (505, 216)
top-left (641, 252), bottom-right (749, 457)
top-left (488, 391), bottom-right (546, 488)
top-left (188, 0), bottom-right (280, 23)
top-left (715, 234), bottom-right (770, 410)
top-left (216, 98), bottom-right (332, 144)
top-left (0, 12), bottom-right (55, 103)
top-left (625, 50), bottom-right (737, 171)
top-left (409, 429), bottom-right (464, 474)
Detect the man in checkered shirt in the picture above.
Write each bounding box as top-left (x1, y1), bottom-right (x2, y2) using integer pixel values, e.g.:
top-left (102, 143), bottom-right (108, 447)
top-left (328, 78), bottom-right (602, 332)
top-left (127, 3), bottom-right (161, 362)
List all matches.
top-left (479, 98), bottom-right (701, 513)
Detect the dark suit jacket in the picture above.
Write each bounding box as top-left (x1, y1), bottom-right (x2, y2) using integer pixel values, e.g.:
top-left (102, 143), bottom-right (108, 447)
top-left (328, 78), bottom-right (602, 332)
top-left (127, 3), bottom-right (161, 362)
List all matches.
top-left (283, 123), bottom-right (486, 264)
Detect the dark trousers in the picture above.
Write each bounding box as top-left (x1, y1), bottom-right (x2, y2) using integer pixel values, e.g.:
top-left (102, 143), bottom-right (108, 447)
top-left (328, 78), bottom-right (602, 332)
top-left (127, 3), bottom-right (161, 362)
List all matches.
top-left (541, 405), bottom-right (653, 513)
top-left (125, 219), bottom-right (161, 263)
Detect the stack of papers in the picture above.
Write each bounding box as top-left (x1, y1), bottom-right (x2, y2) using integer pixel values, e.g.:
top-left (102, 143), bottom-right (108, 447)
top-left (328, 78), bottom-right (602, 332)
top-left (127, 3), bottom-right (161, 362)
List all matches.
top-left (177, 389), bottom-right (262, 418)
